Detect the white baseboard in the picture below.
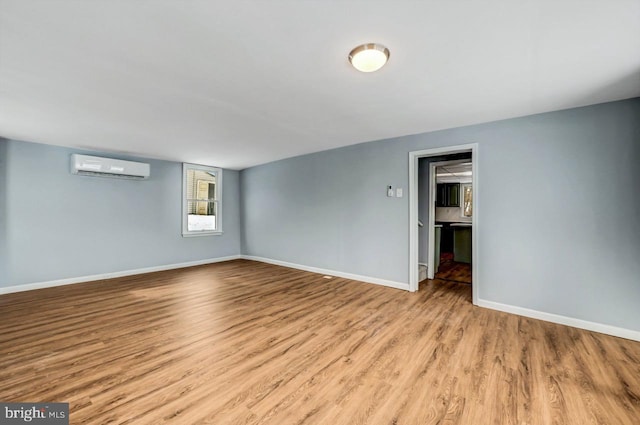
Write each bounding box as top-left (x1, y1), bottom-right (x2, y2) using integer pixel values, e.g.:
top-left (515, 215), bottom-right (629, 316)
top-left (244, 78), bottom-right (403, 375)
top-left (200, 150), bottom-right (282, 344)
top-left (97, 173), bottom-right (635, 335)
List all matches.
top-left (0, 255), bottom-right (243, 295)
top-left (477, 299), bottom-right (640, 342)
top-left (241, 255), bottom-right (410, 291)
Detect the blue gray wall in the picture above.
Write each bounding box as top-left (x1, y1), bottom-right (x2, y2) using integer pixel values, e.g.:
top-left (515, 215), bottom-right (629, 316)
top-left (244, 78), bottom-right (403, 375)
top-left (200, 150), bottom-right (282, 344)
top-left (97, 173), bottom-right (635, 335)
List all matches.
top-left (0, 140), bottom-right (241, 287)
top-left (2, 99), bottom-right (638, 332)
top-left (241, 98), bottom-right (640, 332)
top-left (0, 141), bottom-right (7, 285)
top-left (241, 141), bottom-right (409, 281)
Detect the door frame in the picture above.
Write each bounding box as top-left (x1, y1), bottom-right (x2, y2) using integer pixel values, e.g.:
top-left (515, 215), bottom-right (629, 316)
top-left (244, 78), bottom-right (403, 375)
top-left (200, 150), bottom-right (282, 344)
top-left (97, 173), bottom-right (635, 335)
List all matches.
top-left (408, 143), bottom-right (478, 305)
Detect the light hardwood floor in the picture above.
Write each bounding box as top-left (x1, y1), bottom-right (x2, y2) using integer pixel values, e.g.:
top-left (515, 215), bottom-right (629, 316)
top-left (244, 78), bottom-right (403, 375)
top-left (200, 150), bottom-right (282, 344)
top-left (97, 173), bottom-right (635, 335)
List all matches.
top-left (1, 260), bottom-right (639, 424)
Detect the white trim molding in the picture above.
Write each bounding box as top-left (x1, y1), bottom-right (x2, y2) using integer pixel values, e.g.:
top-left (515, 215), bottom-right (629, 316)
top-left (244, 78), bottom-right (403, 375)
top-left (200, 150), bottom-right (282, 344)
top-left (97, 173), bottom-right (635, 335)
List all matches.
top-left (242, 255), bottom-right (409, 291)
top-left (477, 299), bottom-right (640, 342)
top-left (0, 255), bottom-right (242, 295)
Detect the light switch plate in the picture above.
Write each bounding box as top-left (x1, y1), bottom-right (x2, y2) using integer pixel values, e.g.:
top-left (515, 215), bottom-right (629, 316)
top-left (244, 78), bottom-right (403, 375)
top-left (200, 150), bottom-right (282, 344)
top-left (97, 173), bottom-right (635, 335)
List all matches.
top-left (396, 188), bottom-right (403, 198)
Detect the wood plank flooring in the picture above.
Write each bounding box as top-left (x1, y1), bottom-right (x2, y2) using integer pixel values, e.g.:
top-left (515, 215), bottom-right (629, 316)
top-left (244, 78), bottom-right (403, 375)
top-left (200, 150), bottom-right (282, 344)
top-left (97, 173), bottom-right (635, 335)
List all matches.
top-left (1, 259), bottom-right (639, 424)
top-left (435, 261), bottom-right (472, 284)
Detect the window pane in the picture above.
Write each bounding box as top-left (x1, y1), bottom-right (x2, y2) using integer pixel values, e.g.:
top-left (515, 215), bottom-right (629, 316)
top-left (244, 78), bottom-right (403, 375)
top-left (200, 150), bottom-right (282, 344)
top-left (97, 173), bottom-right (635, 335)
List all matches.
top-left (463, 186), bottom-right (473, 217)
top-left (186, 169), bottom-right (217, 201)
top-left (183, 163), bottom-right (222, 236)
top-left (187, 201), bottom-right (217, 231)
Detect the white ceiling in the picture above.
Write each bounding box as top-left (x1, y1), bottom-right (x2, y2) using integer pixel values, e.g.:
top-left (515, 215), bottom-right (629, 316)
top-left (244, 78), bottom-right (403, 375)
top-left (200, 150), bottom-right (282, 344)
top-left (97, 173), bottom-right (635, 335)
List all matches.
top-left (1, 1), bottom-right (639, 170)
top-left (436, 163), bottom-right (472, 184)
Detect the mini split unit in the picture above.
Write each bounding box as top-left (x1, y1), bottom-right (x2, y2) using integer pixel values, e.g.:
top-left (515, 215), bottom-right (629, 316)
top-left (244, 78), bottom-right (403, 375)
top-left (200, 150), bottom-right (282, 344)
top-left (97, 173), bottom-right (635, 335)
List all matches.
top-left (70, 154), bottom-right (150, 180)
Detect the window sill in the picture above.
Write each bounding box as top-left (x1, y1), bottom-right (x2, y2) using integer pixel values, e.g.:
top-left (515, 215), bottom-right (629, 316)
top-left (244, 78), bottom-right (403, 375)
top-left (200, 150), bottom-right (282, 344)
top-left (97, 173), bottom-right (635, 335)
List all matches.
top-left (182, 231), bottom-right (224, 237)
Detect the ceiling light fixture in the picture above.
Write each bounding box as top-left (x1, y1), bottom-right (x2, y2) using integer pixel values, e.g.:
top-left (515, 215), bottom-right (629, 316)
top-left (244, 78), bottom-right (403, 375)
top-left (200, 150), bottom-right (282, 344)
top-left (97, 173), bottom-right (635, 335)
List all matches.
top-left (348, 43), bottom-right (390, 73)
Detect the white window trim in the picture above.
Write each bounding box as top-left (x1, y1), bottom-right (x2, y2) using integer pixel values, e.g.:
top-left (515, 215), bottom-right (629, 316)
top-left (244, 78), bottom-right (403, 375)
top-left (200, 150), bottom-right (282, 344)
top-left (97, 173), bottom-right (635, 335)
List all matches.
top-left (182, 163), bottom-right (223, 237)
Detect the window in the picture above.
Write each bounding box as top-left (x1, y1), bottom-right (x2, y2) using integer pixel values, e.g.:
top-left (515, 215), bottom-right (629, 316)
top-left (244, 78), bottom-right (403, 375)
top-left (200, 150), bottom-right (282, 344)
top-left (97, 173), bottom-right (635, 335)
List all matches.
top-left (461, 184), bottom-right (472, 217)
top-left (182, 163), bottom-right (222, 236)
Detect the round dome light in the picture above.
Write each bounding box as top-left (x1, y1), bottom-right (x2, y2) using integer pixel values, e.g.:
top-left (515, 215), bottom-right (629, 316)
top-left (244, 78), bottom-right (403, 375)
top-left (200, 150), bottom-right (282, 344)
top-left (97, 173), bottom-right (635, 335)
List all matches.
top-left (348, 43), bottom-right (390, 73)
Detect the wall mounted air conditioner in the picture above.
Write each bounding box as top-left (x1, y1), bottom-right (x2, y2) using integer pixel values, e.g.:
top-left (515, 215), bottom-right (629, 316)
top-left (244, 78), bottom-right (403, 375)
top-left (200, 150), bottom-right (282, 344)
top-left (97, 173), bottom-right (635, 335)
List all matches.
top-left (70, 154), bottom-right (150, 180)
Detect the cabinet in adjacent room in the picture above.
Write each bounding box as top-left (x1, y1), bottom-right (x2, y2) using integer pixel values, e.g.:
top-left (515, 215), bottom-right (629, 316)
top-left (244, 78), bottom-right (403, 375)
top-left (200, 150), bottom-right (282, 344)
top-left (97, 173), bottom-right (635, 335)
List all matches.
top-left (454, 226), bottom-right (472, 264)
top-left (436, 183), bottom-right (460, 207)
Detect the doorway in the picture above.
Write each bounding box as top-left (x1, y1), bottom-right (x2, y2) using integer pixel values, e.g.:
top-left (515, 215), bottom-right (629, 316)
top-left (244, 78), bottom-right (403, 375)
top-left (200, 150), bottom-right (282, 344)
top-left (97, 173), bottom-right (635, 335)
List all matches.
top-left (408, 143), bottom-right (478, 305)
top-left (429, 159), bottom-right (472, 282)
top-left (417, 156), bottom-right (472, 282)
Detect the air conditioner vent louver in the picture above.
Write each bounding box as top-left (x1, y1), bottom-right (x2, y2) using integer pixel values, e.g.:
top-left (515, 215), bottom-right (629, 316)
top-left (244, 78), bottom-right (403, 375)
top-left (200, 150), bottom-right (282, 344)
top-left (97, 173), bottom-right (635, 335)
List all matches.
top-left (70, 154), bottom-right (150, 179)
top-left (75, 170), bottom-right (147, 180)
